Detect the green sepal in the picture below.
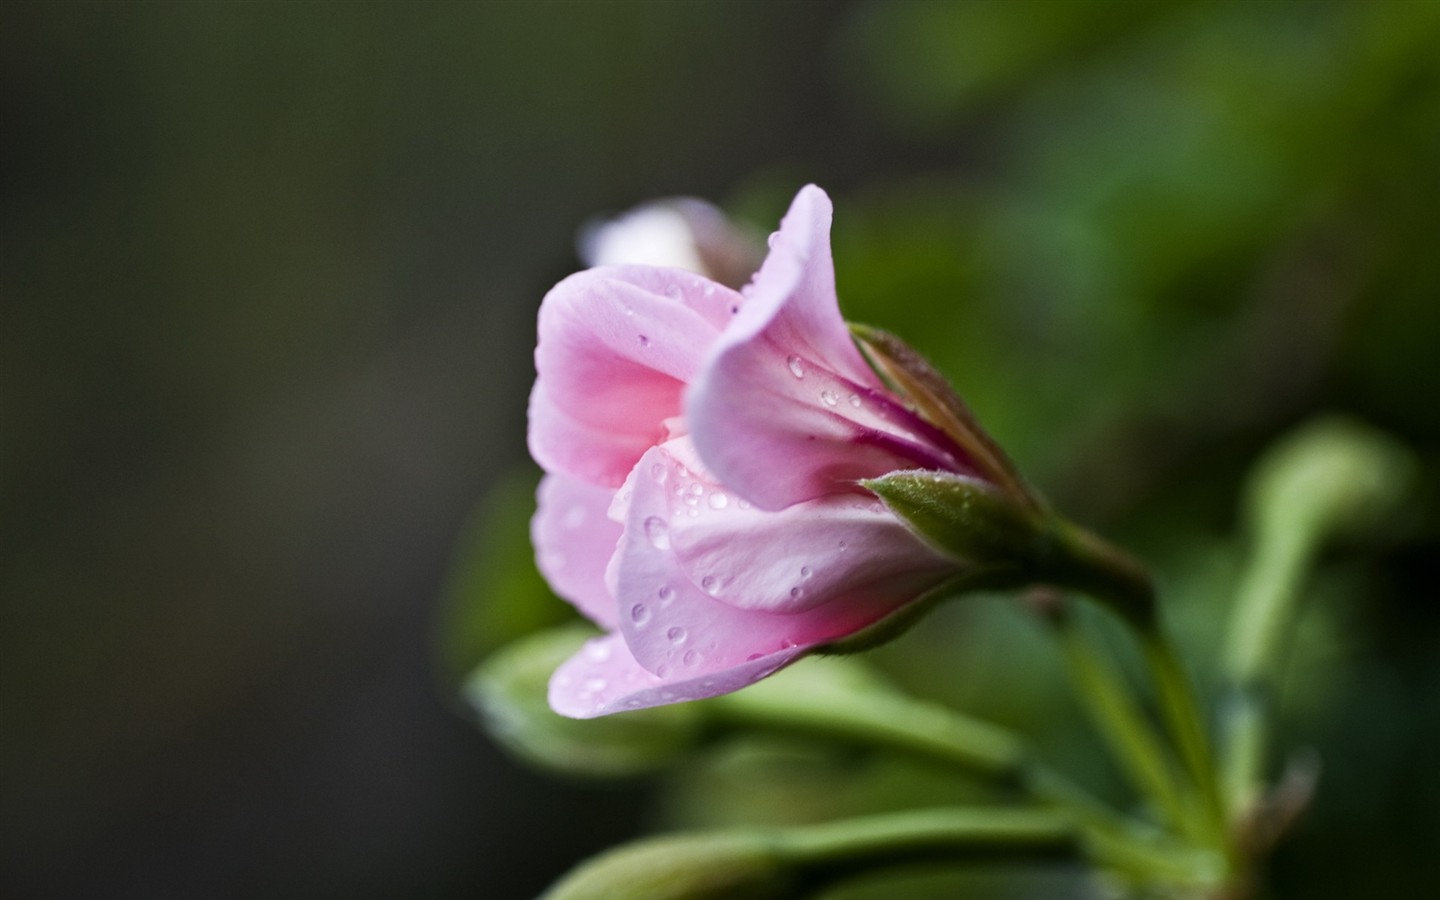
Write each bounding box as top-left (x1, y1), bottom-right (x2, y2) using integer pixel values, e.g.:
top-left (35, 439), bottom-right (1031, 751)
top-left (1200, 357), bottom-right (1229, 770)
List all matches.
top-left (851, 323), bottom-right (1040, 511)
top-left (862, 471), bottom-right (1042, 568)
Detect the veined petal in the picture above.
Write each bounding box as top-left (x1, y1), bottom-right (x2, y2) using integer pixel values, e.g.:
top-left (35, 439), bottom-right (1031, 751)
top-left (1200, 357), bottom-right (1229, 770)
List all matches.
top-left (548, 632), bottom-right (804, 719)
top-left (612, 444), bottom-right (955, 676)
top-left (653, 457), bottom-right (957, 615)
top-left (532, 474), bottom-right (623, 629)
top-left (531, 266), bottom-right (743, 487)
top-left (689, 187), bottom-right (961, 509)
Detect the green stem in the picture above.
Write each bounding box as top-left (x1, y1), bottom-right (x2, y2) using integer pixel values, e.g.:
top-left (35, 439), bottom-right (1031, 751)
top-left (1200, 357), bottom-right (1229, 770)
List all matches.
top-left (781, 807), bottom-right (1077, 880)
top-left (707, 671), bottom-right (1210, 885)
top-left (1048, 607), bottom-right (1197, 839)
top-left (1038, 518), bottom-right (1226, 847)
top-left (1221, 528), bottom-right (1313, 813)
top-left (1138, 619), bottom-right (1226, 844)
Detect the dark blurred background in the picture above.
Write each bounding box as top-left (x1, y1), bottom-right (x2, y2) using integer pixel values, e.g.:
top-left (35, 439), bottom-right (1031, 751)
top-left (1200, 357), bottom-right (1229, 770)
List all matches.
top-left (2, 1), bottom-right (1437, 898)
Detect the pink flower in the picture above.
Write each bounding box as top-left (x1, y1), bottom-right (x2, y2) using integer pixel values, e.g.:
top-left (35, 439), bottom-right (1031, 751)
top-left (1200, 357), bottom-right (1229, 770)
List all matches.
top-left (529, 186), bottom-right (990, 718)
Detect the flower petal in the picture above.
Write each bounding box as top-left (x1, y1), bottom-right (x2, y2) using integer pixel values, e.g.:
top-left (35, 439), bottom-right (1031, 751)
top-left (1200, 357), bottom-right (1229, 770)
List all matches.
top-left (532, 474), bottom-right (623, 628)
top-left (530, 266), bottom-right (743, 487)
top-left (688, 186), bottom-right (960, 509)
top-left (611, 444), bottom-right (954, 676)
top-left (645, 455), bottom-right (957, 615)
top-left (548, 632), bottom-right (804, 719)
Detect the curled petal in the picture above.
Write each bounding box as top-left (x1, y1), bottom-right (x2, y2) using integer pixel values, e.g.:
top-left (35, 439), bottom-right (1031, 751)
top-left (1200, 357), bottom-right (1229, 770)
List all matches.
top-left (532, 474), bottom-right (624, 629)
top-left (689, 186), bottom-right (961, 510)
top-left (639, 454), bottom-right (957, 614)
top-left (611, 444), bottom-right (956, 676)
top-left (548, 632), bottom-right (804, 719)
top-left (530, 266), bottom-right (742, 487)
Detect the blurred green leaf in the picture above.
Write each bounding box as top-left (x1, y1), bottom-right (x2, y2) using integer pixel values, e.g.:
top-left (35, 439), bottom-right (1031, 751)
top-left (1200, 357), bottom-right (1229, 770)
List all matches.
top-left (435, 465), bottom-right (574, 684)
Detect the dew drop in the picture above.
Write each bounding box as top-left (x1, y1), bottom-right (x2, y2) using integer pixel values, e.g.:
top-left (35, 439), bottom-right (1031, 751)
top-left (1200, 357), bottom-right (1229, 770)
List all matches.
top-left (786, 355), bottom-right (805, 378)
top-left (800, 565), bottom-right (813, 579)
top-left (664, 283), bottom-right (683, 300)
top-left (707, 492), bottom-right (728, 510)
top-left (700, 575), bottom-right (720, 596)
top-left (643, 516), bottom-right (670, 549)
top-left (586, 642), bottom-right (612, 662)
top-left (729, 303), bottom-right (740, 315)
top-left (848, 392), bottom-right (863, 408)
top-left (584, 677), bottom-right (607, 693)
top-left (767, 230), bottom-right (780, 247)
top-left (630, 603), bottom-right (651, 625)
top-left (657, 585), bottom-right (675, 602)
top-left (650, 463), bottom-right (667, 483)
top-left (687, 483), bottom-right (703, 497)
top-left (789, 586), bottom-right (804, 600)
top-left (702, 282), bottom-right (716, 297)
top-left (746, 652), bottom-right (764, 661)
top-left (637, 334), bottom-right (650, 347)
top-left (655, 665), bottom-right (670, 678)
top-left (562, 506), bottom-right (586, 529)
top-left (819, 389), bottom-right (839, 407)
top-left (780, 638), bottom-right (798, 650)
top-left (682, 649), bottom-right (700, 667)
top-left (666, 626), bottom-right (687, 644)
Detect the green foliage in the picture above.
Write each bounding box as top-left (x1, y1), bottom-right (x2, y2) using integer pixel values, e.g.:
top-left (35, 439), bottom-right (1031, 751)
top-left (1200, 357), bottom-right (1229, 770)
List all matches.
top-left (435, 467), bottom-right (573, 684)
top-left (467, 626), bottom-right (703, 779)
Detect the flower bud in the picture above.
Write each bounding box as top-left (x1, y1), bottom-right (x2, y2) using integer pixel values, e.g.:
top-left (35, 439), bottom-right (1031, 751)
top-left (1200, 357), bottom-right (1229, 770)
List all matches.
top-left (1244, 416), bottom-right (1415, 547)
top-left (466, 627), bottom-right (702, 778)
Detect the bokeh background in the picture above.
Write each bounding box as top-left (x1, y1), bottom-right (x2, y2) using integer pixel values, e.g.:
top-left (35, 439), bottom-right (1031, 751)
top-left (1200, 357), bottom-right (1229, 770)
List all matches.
top-left (3, 1), bottom-right (1437, 898)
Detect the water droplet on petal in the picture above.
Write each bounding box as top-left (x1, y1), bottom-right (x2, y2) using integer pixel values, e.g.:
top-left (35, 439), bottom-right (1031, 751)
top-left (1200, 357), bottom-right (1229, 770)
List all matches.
top-left (702, 282), bottom-right (716, 297)
top-left (650, 463), bottom-right (667, 483)
top-left (848, 392), bottom-right (862, 408)
top-left (586, 642), bottom-right (612, 662)
top-left (630, 603), bottom-right (651, 625)
top-left (780, 638), bottom-right (798, 650)
top-left (682, 649), bottom-right (700, 666)
top-left (562, 506), bottom-right (586, 529)
top-left (637, 334), bottom-right (650, 347)
top-left (786, 355), bottom-right (805, 378)
top-left (767, 230), bottom-right (780, 247)
top-left (800, 566), bottom-right (813, 579)
top-left (584, 677), bottom-right (607, 693)
top-left (657, 585), bottom-right (675, 603)
top-left (819, 389), bottom-right (839, 407)
top-left (655, 664), bottom-right (670, 678)
top-left (664, 283), bottom-right (683, 300)
top-left (746, 652), bottom-right (763, 661)
top-left (687, 483), bottom-right (703, 497)
top-left (789, 586), bottom-right (804, 600)
top-left (707, 492), bottom-right (728, 510)
top-left (643, 516), bottom-right (670, 549)
top-left (666, 627), bottom-right (687, 644)
top-left (700, 575), bottom-right (720, 595)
